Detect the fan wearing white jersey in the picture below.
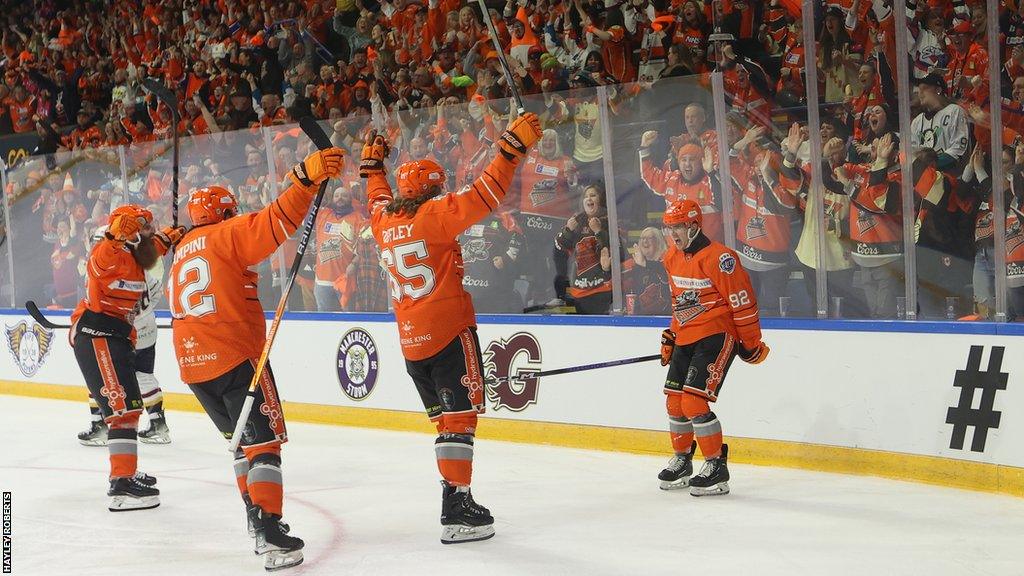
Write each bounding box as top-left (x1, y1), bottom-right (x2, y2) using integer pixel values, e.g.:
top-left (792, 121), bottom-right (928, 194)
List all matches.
top-left (910, 73), bottom-right (969, 173)
top-left (78, 225), bottom-right (172, 446)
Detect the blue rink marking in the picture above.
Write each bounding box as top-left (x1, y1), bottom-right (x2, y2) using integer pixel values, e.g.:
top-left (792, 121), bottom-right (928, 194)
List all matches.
top-left (6, 307), bottom-right (1023, 336)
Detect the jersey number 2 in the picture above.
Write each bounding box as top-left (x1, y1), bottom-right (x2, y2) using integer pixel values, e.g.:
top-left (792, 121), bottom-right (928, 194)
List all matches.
top-left (169, 257), bottom-right (215, 318)
top-left (380, 241), bottom-right (436, 301)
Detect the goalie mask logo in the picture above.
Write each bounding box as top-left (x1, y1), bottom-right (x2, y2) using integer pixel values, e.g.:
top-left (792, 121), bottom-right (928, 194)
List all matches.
top-left (5, 320), bottom-right (53, 377)
top-left (856, 209), bottom-right (877, 235)
top-left (744, 215), bottom-right (768, 241)
top-left (529, 177), bottom-right (558, 207)
top-left (336, 328), bottom-right (379, 401)
top-left (484, 332), bottom-right (543, 412)
top-left (1007, 217), bottom-right (1023, 253)
top-left (461, 237), bottom-right (493, 264)
top-left (672, 289), bottom-right (707, 326)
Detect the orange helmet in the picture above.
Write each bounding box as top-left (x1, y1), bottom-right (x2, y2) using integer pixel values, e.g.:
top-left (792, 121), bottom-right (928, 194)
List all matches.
top-left (108, 204), bottom-right (153, 227)
top-left (396, 159), bottom-right (446, 199)
top-left (188, 185), bottom-right (238, 226)
top-left (663, 199), bottom-right (702, 228)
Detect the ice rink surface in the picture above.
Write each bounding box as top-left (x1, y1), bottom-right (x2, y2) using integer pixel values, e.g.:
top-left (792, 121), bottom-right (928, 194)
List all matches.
top-left (1, 395), bottom-right (1023, 576)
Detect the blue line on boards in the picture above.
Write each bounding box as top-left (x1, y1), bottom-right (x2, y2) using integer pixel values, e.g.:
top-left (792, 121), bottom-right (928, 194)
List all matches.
top-left (2, 308), bottom-right (1021, 336)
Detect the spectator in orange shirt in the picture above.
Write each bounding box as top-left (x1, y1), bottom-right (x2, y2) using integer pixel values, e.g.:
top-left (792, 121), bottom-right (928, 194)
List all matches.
top-left (5, 85), bottom-right (36, 134)
top-left (587, 7), bottom-right (636, 84)
top-left (313, 185), bottom-right (364, 311)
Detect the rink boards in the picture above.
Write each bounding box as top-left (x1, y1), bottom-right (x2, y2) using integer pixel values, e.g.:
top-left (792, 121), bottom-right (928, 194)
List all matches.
top-left (1, 310), bottom-right (1022, 497)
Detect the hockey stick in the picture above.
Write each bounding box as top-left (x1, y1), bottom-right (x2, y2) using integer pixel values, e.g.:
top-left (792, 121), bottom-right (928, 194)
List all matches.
top-left (25, 300), bottom-right (172, 330)
top-left (486, 354), bottom-right (662, 385)
top-left (475, 0), bottom-right (525, 114)
top-left (140, 78), bottom-right (180, 227)
top-left (227, 116), bottom-right (333, 453)
top-left (25, 300), bottom-right (71, 329)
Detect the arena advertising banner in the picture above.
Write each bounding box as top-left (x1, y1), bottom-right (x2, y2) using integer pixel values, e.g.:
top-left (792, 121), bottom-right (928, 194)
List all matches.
top-left (1, 313), bottom-right (1020, 468)
top-left (0, 133), bottom-right (39, 170)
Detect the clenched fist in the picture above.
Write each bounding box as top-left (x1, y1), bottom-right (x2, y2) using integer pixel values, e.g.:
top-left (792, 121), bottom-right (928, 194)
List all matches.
top-left (289, 147), bottom-right (346, 188)
top-left (360, 130), bottom-right (390, 178)
top-left (498, 112), bottom-right (542, 160)
top-left (153, 225), bottom-right (186, 252)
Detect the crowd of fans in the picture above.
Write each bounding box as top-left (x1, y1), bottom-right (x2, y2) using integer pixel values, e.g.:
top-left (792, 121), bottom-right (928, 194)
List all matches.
top-left (3, 0), bottom-right (1024, 320)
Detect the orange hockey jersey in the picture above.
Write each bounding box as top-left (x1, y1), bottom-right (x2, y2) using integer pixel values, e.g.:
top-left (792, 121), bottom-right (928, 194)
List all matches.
top-left (168, 181), bottom-right (318, 384)
top-left (517, 148), bottom-right (575, 218)
top-left (662, 233), bottom-right (762, 349)
top-left (71, 238), bottom-right (170, 342)
top-left (368, 154), bottom-right (520, 361)
top-left (848, 162), bottom-right (903, 265)
top-left (733, 150), bottom-right (798, 269)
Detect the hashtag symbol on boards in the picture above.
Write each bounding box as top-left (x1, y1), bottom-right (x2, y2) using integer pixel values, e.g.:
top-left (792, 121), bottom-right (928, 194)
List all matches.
top-left (945, 346), bottom-right (1008, 453)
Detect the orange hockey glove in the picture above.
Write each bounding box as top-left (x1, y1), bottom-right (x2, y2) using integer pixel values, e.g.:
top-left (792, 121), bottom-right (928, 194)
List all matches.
top-left (497, 112), bottom-right (542, 160)
top-left (289, 147), bottom-right (346, 188)
top-left (107, 212), bottom-right (145, 244)
top-left (153, 225), bottom-right (186, 252)
top-left (359, 131), bottom-right (391, 178)
top-left (738, 341), bottom-right (770, 365)
top-left (660, 328), bottom-right (676, 366)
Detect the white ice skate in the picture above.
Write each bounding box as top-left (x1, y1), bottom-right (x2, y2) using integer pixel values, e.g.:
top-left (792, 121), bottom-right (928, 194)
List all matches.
top-left (138, 414), bottom-right (171, 444)
top-left (689, 444), bottom-right (730, 497)
top-left (441, 524), bottom-right (496, 544)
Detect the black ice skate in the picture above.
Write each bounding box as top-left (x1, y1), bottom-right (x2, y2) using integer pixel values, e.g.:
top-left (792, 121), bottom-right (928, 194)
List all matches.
top-left (133, 471), bottom-right (158, 487)
top-left (78, 420), bottom-right (108, 446)
top-left (246, 494), bottom-right (290, 540)
top-left (107, 475), bottom-right (160, 511)
top-left (138, 413), bottom-right (170, 444)
top-left (689, 444), bottom-right (730, 497)
top-left (254, 508), bottom-right (304, 571)
top-left (440, 481), bottom-right (495, 544)
top-left (658, 441), bottom-right (695, 490)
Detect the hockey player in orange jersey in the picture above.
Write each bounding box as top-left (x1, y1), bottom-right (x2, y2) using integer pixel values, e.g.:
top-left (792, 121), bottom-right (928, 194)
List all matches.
top-left (168, 146), bottom-right (345, 571)
top-left (361, 112), bottom-right (542, 544)
top-left (70, 204), bottom-right (183, 511)
top-left (656, 199), bottom-right (769, 496)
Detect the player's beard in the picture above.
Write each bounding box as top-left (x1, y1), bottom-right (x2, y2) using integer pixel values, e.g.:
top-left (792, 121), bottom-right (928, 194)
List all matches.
top-left (130, 236), bottom-right (160, 270)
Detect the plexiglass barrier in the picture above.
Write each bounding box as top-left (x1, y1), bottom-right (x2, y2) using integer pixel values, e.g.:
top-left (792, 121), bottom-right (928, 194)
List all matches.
top-left (3, 3), bottom-right (1023, 323)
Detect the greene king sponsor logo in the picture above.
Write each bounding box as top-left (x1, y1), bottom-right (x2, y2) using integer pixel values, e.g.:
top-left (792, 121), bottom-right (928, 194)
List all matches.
top-left (670, 276), bottom-right (712, 289)
top-left (484, 332), bottom-right (543, 412)
top-left (337, 328), bottom-right (379, 401)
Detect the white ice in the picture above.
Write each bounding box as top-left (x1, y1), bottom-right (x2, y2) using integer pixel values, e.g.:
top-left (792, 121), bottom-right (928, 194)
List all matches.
top-left (1, 395), bottom-right (1023, 576)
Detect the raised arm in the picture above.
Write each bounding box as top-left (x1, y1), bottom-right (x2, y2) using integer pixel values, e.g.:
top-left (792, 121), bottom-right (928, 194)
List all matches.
top-left (228, 148), bottom-right (346, 265)
top-left (438, 113), bottom-right (543, 237)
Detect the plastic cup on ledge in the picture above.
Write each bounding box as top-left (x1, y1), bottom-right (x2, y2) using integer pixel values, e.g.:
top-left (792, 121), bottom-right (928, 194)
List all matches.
top-left (830, 296), bottom-right (843, 319)
top-left (895, 296), bottom-right (907, 320)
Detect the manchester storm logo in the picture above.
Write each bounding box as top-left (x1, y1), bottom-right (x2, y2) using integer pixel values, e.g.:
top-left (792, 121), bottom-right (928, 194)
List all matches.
top-left (484, 332), bottom-right (543, 412)
top-left (5, 320), bottom-right (54, 377)
top-left (336, 328), bottom-right (379, 401)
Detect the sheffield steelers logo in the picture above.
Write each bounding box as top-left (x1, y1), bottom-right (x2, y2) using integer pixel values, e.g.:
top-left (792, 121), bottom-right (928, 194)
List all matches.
top-left (336, 328), bottom-right (379, 401)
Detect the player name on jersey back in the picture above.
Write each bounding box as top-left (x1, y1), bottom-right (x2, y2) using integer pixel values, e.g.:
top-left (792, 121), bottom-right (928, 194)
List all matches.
top-left (381, 224), bottom-right (415, 243)
top-left (174, 236), bottom-right (207, 263)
